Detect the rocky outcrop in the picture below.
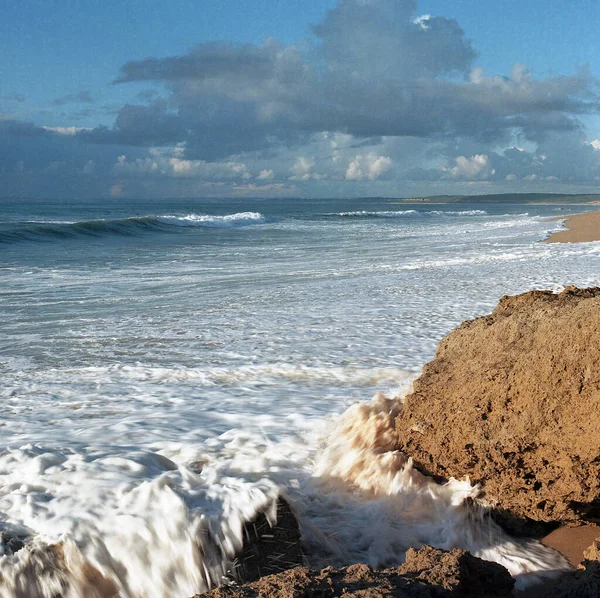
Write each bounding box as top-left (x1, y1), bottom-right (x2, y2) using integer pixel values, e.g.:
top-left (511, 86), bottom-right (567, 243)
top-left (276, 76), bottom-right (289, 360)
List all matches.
top-left (199, 545), bottom-right (515, 597)
top-left (394, 287), bottom-right (600, 534)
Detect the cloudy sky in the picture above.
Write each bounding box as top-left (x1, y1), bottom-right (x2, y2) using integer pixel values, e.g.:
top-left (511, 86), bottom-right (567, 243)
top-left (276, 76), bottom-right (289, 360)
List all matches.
top-left (2, 0), bottom-right (600, 199)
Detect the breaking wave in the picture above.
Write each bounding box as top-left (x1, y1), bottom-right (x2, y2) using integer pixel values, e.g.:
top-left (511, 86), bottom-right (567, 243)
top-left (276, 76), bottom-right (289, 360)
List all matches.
top-left (0, 394), bottom-right (570, 597)
top-left (332, 209), bottom-right (489, 218)
top-left (0, 212), bottom-right (266, 244)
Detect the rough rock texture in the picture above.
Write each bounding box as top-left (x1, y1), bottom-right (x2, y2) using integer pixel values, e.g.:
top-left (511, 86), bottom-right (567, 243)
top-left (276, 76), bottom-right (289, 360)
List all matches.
top-left (549, 537), bottom-right (600, 598)
top-left (198, 545), bottom-right (515, 597)
top-left (395, 287), bottom-right (600, 534)
top-left (231, 498), bottom-right (304, 584)
top-left (583, 539), bottom-right (600, 563)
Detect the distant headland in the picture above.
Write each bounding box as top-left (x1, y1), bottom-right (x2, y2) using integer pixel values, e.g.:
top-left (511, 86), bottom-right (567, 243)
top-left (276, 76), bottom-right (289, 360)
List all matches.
top-left (391, 192), bottom-right (600, 204)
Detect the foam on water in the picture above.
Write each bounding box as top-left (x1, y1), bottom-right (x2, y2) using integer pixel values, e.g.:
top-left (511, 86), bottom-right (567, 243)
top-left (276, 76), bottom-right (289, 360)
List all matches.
top-left (1, 200), bottom-right (598, 596)
top-left (301, 393), bottom-right (569, 589)
top-left (157, 212), bottom-right (266, 227)
top-left (0, 444), bottom-right (279, 597)
top-left (334, 209), bottom-right (488, 218)
top-left (0, 393), bottom-right (570, 597)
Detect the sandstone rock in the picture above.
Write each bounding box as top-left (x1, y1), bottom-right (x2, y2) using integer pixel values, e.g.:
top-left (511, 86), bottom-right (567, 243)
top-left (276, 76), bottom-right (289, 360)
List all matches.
top-left (582, 539), bottom-right (600, 563)
top-left (198, 545), bottom-right (514, 597)
top-left (394, 287), bottom-right (600, 534)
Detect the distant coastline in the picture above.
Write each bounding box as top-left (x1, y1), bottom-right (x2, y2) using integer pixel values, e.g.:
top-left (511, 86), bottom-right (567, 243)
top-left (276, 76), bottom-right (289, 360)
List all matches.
top-left (390, 192), bottom-right (600, 204)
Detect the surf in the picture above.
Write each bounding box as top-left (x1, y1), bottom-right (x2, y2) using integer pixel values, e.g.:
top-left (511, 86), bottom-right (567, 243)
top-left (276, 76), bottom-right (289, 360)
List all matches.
top-left (0, 212), bottom-right (267, 244)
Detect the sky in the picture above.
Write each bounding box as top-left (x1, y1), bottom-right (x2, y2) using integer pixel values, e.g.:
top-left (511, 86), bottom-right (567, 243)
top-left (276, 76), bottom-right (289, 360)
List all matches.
top-left (1, 0), bottom-right (600, 199)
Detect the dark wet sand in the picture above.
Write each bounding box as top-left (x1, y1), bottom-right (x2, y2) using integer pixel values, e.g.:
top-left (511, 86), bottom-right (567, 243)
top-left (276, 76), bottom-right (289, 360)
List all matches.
top-left (541, 524), bottom-right (600, 567)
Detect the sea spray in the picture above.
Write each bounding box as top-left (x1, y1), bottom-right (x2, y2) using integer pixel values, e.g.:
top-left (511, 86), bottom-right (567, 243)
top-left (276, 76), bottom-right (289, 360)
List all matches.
top-left (299, 393), bottom-right (570, 589)
top-left (0, 393), bottom-right (573, 597)
top-left (0, 445), bottom-right (280, 597)
top-left (2, 198), bottom-right (597, 596)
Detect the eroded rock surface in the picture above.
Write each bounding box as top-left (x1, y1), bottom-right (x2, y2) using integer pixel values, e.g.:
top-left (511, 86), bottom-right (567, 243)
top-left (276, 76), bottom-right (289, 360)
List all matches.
top-left (199, 545), bottom-right (514, 597)
top-left (583, 539), bottom-right (600, 563)
top-left (395, 287), bottom-right (600, 533)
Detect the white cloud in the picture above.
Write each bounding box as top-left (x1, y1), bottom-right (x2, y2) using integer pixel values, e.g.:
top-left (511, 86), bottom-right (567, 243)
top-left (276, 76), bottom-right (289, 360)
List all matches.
top-left (256, 169), bottom-right (275, 180)
top-left (289, 156), bottom-right (326, 180)
top-left (42, 126), bottom-right (90, 136)
top-left (114, 153), bottom-right (251, 180)
top-left (446, 154), bottom-right (494, 180)
top-left (345, 153), bottom-right (392, 181)
top-left (109, 183), bottom-right (124, 197)
top-left (413, 14), bottom-right (431, 30)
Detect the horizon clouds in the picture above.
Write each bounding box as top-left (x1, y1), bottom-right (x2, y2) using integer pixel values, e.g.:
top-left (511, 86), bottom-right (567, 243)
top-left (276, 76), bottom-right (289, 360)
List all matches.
top-left (1, 0), bottom-right (600, 199)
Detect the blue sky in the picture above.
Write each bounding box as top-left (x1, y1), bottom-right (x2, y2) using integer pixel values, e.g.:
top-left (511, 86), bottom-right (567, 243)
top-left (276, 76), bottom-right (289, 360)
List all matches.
top-left (2, 0), bottom-right (600, 198)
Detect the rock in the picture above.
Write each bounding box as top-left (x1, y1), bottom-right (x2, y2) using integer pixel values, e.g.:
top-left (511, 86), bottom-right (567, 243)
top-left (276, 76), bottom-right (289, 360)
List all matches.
top-left (0, 531), bottom-right (26, 557)
top-left (547, 537), bottom-right (600, 597)
top-left (230, 497), bottom-right (304, 584)
top-left (394, 287), bottom-right (600, 534)
top-left (197, 545), bottom-right (514, 597)
top-left (583, 539), bottom-right (600, 563)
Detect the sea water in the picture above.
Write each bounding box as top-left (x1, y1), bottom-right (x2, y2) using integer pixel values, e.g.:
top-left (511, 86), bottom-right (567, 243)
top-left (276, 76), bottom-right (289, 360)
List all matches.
top-left (1, 197), bottom-right (599, 596)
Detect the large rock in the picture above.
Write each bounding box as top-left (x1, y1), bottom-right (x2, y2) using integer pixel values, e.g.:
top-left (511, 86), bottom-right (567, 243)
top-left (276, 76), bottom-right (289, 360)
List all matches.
top-left (395, 287), bottom-right (600, 534)
top-left (199, 545), bottom-right (515, 597)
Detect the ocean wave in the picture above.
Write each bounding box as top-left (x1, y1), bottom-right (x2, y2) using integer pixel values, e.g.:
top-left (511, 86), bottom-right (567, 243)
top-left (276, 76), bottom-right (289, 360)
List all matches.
top-left (157, 212), bottom-right (266, 227)
top-left (0, 394), bottom-right (569, 597)
top-left (0, 212), bottom-right (266, 244)
top-left (37, 363), bottom-right (413, 388)
top-left (332, 209), bottom-right (488, 218)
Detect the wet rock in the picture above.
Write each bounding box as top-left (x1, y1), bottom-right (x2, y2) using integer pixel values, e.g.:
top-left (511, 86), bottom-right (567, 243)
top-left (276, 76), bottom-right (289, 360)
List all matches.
top-left (547, 537), bottom-right (600, 597)
top-left (230, 497), bottom-right (304, 584)
top-left (197, 545), bottom-right (514, 597)
top-left (0, 532), bottom-right (26, 557)
top-left (394, 287), bottom-right (600, 534)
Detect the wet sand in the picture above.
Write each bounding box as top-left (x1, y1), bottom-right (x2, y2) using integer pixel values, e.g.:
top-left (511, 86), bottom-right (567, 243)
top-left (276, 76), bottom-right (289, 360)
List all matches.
top-left (545, 210), bottom-right (600, 243)
top-left (541, 524), bottom-right (600, 567)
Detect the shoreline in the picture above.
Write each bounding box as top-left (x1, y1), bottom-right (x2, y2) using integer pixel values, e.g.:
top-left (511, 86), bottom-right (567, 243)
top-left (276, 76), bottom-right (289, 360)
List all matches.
top-left (544, 209), bottom-right (600, 243)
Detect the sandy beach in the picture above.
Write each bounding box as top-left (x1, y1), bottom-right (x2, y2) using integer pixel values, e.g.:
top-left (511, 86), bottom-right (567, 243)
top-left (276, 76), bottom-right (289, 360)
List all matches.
top-left (545, 210), bottom-right (600, 243)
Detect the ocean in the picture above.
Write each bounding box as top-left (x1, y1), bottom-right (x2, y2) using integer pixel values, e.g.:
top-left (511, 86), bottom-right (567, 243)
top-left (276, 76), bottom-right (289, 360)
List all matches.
top-left (1, 197), bottom-right (599, 596)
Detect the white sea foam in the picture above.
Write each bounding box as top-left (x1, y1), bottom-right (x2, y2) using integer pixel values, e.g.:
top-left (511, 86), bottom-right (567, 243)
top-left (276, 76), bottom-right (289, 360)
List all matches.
top-left (38, 363), bottom-right (412, 386)
top-left (0, 444), bottom-right (280, 597)
top-left (300, 394), bottom-right (570, 589)
top-left (158, 212), bottom-right (266, 227)
top-left (2, 201), bottom-right (597, 596)
top-left (335, 209), bottom-right (488, 218)
top-left (0, 393), bottom-right (570, 597)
